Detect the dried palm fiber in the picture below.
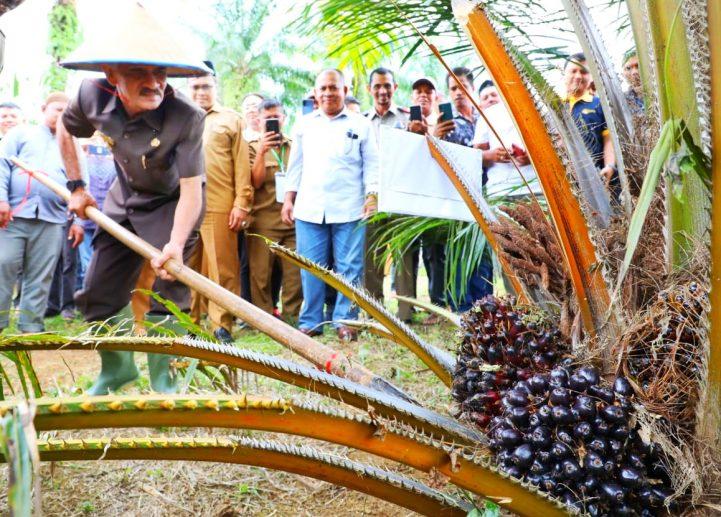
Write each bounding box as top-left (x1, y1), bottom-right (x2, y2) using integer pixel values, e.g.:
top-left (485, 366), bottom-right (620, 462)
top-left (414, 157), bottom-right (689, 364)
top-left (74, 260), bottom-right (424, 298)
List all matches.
top-left (597, 112), bottom-right (665, 313)
top-left (489, 202), bottom-right (574, 335)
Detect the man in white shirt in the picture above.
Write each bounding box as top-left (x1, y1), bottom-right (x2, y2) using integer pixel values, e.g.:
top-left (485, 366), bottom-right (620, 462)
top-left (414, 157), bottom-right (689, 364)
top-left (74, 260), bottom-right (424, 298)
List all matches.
top-left (473, 81), bottom-right (540, 198)
top-left (282, 69), bottom-right (379, 341)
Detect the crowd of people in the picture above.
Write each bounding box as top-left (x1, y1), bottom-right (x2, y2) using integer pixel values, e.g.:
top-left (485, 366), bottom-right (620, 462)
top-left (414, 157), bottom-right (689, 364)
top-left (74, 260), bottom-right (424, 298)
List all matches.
top-left (0, 0), bottom-right (643, 394)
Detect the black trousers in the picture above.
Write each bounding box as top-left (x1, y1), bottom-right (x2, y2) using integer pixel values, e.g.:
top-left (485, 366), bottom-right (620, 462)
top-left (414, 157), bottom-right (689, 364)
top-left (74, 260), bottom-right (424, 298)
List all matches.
top-left (46, 220), bottom-right (78, 315)
top-left (75, 220), bottom-right (199, 321)
top-left (421, 241), bottom-right (447, 307)
top-left (237, 231), bottom-right (252, 301)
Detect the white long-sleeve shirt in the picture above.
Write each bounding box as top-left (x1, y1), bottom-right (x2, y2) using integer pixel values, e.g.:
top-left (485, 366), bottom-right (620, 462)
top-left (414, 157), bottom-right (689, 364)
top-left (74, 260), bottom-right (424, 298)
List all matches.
top-left (285, 107), bottom-right (379, 224)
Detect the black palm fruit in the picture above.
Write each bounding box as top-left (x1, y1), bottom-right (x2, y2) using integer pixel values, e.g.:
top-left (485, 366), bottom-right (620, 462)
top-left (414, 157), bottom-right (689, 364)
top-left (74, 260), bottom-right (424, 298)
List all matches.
top-left (482, 363), bottom-right (673, 515)
top-left (453, 296), bottom-right (569, 430)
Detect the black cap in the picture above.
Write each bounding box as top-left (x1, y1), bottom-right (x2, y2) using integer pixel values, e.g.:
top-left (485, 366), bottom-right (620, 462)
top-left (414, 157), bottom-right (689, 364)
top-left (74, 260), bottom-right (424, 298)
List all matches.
top-left (203, 60), bottom-right (216, 76)
top-left (411, 77), bottom-right (436, 91)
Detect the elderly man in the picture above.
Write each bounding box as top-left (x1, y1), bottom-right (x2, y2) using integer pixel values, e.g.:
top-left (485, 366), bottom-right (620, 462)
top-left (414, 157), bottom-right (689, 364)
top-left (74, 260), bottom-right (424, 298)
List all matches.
top-left (282, 69), bottom-right (379, 341)
top-left (56, 2), bottom-right (210, 394)
top-left (247, 99), bottom-right (302, 320)
top-left (187, 65), bottom-right (251, 343)
top-left (0, 102), bottom-right (22, 140)
top-left (362, 67), bottom-right (409, 311)
top-left (0, 92), bottom-right (84, 333)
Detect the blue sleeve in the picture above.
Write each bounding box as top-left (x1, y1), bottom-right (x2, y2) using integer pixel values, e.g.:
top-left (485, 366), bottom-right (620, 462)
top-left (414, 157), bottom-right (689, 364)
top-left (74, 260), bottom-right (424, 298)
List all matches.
top-left (0, 128), bottom-right (20, 202)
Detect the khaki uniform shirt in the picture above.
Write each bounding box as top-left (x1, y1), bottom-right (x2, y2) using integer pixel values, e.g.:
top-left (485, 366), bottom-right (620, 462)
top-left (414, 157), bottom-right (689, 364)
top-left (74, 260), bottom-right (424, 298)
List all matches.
top-left (248, 137), bottom-right (290, 231)
top-left (62, 79), bottom-right (205, 248)
top-left (203, 104), bottom-right (252, 214)
top-left (363, 105), bottom-right (409, 141)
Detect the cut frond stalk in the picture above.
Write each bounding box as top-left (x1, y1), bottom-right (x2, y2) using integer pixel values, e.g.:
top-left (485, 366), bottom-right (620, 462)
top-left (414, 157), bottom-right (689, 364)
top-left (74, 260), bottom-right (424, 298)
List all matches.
top-left (0, 335), bottom-right (484, 444)
top-left (393, 295), bottom-right (461, 328)
top-left (454, 3), bottom-right (616, 353)
top-left (425, 135), bottom-right (531, 304)
top-left (644, 0), bottom-right (710, 271)
top-left (266, 239), bottom-right (456, 386)
top-left (334, 319), bottom-right (395, 340)
top-left (0, 394), bottom-right (567, 517)
top-left (698, 0), bottom-right (721, 445)
top-left (30, 436), bottom-right (470, 516)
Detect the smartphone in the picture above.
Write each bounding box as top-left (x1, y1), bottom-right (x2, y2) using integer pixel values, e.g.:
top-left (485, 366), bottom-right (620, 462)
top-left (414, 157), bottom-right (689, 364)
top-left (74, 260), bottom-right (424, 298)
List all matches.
top-left (265, 118), bottom-right (280, 135)
top-left (511, 143), bottom-right (525, 158)
top-left (302, 99), bottom-right (315, 115)
top-left (439, 102), bottom-right (453, 122)
top-left (410, 105), bottom-right (422, 121)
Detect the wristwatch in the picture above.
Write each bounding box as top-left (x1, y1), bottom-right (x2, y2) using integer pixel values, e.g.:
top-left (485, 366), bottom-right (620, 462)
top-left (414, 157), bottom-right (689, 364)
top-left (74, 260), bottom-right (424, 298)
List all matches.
top-left (66, 179), bottom-right (86, 192)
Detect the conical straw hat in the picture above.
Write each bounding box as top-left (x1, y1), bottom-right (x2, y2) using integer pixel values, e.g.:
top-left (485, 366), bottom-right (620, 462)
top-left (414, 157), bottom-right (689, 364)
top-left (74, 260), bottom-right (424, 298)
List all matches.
top-left (61, 1), bottom-right (211, 78)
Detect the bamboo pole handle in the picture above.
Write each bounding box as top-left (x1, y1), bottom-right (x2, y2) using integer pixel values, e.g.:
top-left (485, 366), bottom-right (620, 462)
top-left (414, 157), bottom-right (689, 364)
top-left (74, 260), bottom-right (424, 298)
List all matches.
top-left (10, 158), bottom-right (409, 400)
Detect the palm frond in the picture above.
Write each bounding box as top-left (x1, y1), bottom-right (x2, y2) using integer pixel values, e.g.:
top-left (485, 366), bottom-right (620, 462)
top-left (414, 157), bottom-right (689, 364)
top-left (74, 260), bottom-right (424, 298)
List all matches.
top-left (509, 34), bottom-right (612, 229)
top-left (266, 238), bottom-right (456, 386)
top-left (697, 0), bottom-right (721, 444)
top-left (393, 295), bottom-right (461, 327)
top-left (425, 135), bottom-right (532, 303)
top-left (455, 3), bottom-right (616, 352)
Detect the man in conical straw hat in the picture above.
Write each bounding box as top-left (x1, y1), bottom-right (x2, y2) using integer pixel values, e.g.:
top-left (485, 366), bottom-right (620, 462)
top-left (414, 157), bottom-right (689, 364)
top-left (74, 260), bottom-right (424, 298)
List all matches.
top-left (56, 1), bottom-right (212, 395)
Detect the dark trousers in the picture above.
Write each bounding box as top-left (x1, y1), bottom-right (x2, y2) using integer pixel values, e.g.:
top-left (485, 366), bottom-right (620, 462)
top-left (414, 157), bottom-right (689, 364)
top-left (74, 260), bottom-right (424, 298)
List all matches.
top-left (46, 220), bottom-right (78, 316)
top-left (449, 249), bottom-right (494, 313)
top-left (363, 220), bottom-right (385, 301)
top-left (237, 231), bottom-right (252, 301)
top-left (75, 220), bottom-right (199, 321)
top-left (394, 246), bottom-right (420, 321)
top-left (421, 241), bottom-right (447, 307)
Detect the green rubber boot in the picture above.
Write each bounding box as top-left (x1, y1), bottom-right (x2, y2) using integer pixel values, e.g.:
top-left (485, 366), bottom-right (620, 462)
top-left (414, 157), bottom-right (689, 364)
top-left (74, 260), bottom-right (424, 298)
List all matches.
top-left (87, 306), bottom-right (139, 395)
top-left (145, 313), bottom-right (186, 394)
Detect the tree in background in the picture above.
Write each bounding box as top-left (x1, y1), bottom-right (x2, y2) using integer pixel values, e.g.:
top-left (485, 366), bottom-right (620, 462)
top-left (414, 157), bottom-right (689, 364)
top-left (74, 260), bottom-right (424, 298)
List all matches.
top-left (44, 0), bottom-right (81, 93)
top-left (206, 0), bottom-right (316, 123)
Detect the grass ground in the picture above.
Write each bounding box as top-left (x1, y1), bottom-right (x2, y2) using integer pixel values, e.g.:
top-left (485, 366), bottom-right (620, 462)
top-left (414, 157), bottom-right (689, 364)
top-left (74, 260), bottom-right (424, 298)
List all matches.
top-left (0, 278), bottom-right (479, 516)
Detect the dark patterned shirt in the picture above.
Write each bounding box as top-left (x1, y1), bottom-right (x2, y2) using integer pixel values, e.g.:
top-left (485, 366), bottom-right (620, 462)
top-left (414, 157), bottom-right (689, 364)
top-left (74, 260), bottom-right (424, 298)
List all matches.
top-left (443, 112), bottom-right (477, 148)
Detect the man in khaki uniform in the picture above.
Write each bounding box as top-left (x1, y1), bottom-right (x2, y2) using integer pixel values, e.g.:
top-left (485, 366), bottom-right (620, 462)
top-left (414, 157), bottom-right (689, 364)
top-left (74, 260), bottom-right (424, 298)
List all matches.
top-left (188, 66), bottom-right (252, 343)
top-left (247, 99), bottom-right (301, 319)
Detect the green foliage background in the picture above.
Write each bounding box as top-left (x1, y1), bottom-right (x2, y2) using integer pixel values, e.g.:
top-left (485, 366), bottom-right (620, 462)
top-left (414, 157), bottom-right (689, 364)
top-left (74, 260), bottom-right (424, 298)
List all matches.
top-left (44, 0), bottom-right (81, 94)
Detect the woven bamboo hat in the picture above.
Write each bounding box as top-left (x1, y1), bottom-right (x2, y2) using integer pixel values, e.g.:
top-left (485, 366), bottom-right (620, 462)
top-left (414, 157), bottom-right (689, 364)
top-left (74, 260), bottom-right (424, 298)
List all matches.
top-left (60, 1), bottom-right (211, 78)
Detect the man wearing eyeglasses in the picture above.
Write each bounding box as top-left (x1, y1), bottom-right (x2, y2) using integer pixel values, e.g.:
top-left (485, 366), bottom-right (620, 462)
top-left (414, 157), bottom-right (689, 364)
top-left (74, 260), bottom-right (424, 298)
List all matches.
top-left (187, 64), bottom-right (251, 343)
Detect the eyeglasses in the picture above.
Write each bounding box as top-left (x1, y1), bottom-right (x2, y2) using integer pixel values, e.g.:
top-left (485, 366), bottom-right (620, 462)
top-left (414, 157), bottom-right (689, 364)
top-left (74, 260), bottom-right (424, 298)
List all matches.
top-left (190, 84), bottom-right (214, 91)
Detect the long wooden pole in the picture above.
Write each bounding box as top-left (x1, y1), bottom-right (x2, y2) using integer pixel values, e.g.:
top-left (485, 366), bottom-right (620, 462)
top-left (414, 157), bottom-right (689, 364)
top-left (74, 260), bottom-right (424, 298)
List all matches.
top-left (9, 158), bottom-right (412, 403)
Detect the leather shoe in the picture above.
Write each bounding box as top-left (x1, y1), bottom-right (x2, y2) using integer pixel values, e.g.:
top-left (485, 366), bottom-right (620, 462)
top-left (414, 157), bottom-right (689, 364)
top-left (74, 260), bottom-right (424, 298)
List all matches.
top-left (336, 325), bottom-right (358, 342)
top-left (214, 327), bottom-right (234, 344)
top-left (300, 327), bottom-right (323, 337)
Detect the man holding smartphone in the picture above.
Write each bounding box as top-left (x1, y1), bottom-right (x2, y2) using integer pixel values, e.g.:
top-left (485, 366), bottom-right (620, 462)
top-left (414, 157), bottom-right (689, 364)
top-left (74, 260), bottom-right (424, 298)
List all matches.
top-left (362, 67), bottom-right (409, 311)
top-left (282, 69), bottom-right (379, 341)
top-left (187, 64), bottom-right (252, 343)
top-left (247, 99), bottom-right (302, 321)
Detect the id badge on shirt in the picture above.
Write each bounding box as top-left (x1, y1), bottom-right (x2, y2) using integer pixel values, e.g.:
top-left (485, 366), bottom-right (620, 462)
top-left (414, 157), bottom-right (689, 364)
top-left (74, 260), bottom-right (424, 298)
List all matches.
top-left (275, 172), bottom-right (286, 203)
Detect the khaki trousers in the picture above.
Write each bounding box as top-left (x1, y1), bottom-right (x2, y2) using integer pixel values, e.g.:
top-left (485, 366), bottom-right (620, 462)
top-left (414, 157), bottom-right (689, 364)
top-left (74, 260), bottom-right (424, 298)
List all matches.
top-left (189, 212), bottom-right (240, 331)
top-left (246, 227), bottom-right (302, 319)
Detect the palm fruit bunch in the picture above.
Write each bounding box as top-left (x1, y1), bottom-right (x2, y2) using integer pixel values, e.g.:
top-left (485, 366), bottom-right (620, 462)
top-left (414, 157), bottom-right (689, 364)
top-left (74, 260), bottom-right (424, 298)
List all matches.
top-left (452, 295), bottom-right (569, 429)
top-left (490, 364), bottom-right (674, 516)
top-left (616, 282), bottom-right (707, 434)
